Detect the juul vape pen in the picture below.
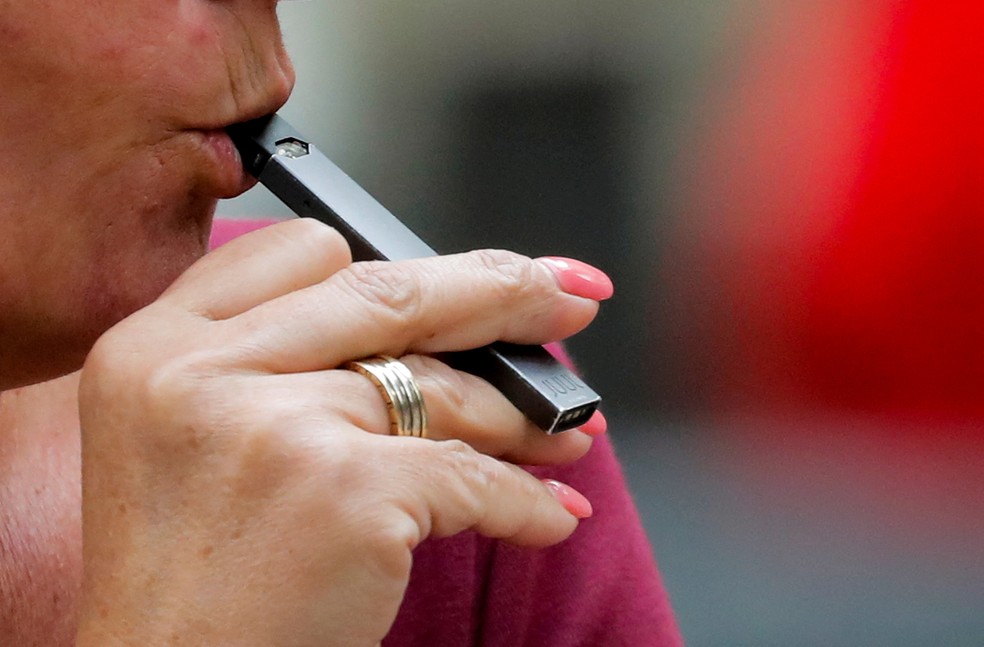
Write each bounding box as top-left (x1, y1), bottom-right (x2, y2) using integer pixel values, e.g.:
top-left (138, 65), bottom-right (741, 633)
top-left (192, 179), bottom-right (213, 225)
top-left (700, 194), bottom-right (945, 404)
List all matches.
top-left (227, 115), bottom-right (601, 433)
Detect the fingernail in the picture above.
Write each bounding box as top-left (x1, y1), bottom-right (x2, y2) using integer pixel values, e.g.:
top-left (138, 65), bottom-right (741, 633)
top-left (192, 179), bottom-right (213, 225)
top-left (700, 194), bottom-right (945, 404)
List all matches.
top-left (537, 257), bottom-right (614, 301)
top-left (579, 410), bottom-right (608, 437)
top-left (542, 479), bottom-right (593, 519)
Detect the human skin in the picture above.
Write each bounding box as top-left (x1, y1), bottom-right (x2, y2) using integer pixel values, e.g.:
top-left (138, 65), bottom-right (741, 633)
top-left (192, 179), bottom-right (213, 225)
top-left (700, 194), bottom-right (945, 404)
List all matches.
top-left (0, 1), bottom-right (608, 645)
top-left (0, 0), bottom-right (293, 388)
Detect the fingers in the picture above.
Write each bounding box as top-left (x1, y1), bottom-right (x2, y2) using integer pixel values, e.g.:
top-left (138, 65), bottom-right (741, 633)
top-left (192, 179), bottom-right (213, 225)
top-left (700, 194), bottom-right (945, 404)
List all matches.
top-left (160, 219), bottom-right (352, 320)
top-left (402, 355), bottom-right (594, 463)
top-left (378, 436), bottom-right (588, 548)
top-left (147, 229), bottom-right (609, 466)
top-left (225, 249), bottom-right (604, 373)
top-left (253, 356), bottom-right (596, 466)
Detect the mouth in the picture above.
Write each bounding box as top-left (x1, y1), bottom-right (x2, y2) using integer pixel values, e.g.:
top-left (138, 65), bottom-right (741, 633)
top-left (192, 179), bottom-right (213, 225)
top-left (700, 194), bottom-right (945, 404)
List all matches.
top-left (190, 90), bottom-right (292, 200)
top-left (183, 65), bottom-right (294, 198)
top-left (194, 128), bottom-right (259, 200)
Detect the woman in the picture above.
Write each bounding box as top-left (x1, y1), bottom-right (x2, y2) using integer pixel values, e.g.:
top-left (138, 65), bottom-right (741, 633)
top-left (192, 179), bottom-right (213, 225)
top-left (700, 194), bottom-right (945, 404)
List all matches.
top-left (0, 0), bottom-right (680, 644)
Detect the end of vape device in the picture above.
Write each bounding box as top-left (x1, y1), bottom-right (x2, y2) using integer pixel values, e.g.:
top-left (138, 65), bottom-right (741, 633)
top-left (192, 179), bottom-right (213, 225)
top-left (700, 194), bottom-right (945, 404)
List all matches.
top-left (445, 343), bottom-right (599, 431)
top-left (227, 114), bottom-right (601, 433)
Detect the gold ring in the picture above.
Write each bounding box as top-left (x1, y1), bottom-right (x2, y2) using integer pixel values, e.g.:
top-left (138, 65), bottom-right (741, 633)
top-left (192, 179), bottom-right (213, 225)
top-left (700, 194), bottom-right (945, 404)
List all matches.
top-left (345, 356), bottom-right (428, 438)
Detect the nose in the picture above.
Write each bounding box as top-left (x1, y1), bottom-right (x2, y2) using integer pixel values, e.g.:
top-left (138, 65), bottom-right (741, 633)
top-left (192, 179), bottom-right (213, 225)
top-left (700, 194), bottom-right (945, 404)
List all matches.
top-left (217, 0), bottom-right (297, 116)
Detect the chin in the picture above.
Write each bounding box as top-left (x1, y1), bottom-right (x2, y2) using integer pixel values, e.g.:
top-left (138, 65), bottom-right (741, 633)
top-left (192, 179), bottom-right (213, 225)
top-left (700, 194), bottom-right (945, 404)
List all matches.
top-left (0, 141), bottom-right (228, 389)
top-left (56, 194), bottom-right (218, 381)
top-left (94, 197), bottom-right (216, 320)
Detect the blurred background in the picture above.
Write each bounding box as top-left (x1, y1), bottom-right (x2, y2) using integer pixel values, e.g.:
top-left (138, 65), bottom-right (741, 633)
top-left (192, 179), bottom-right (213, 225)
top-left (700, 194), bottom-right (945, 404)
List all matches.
top-left (220, 2), bottom-right (984, 644)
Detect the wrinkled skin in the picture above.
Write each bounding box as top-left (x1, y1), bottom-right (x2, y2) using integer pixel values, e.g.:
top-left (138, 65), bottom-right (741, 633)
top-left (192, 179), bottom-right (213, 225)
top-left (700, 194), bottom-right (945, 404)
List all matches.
top-left (1, 1), bottom-right (291, 642)
top-left (0, 1), bottom-right (607, 645)
top-left (0, 0), bottom-right (293, 387)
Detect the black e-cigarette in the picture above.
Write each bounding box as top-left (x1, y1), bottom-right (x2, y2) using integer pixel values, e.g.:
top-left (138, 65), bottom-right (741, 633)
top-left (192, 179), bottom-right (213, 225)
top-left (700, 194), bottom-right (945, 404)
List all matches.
top-left (227, 114), bottom-right (600, 433)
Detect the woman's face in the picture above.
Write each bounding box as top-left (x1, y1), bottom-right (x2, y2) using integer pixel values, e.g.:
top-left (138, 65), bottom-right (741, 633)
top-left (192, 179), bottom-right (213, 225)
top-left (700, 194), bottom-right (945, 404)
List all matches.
top-left (0, 0), bottom-right (294, 386)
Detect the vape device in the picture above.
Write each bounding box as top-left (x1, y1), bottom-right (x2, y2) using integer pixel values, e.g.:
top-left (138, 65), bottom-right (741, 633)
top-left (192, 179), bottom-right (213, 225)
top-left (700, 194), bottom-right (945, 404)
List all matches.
top-left (227, 114), bottom-right (600, 433)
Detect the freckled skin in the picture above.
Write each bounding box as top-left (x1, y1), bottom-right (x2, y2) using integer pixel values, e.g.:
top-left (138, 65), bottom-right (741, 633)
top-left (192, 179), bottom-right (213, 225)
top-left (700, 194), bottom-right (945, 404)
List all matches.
top-left (0, 376), bottom-right (82, 647)
top-left (1, 4), bottom-right (602, 646)
top-left (0, 0), bottom-right (293, 643)
top-left (0, 0), bottom-right (294, 389)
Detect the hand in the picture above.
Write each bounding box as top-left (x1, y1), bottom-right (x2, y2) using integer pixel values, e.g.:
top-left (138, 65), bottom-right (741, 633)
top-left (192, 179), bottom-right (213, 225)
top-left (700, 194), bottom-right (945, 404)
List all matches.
top-left (75, 219), bottom-right (610, 646)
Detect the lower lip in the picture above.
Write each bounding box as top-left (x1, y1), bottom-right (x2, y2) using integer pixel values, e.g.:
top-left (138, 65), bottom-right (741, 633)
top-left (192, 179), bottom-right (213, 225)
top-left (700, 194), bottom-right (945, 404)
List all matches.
top-left (198, 129), bottom-right (258, 198)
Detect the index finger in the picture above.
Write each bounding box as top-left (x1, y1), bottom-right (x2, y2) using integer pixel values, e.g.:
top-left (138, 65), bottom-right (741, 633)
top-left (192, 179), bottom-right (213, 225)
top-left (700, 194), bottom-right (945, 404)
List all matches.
top-left (222, 249), bottom-right (603, 373)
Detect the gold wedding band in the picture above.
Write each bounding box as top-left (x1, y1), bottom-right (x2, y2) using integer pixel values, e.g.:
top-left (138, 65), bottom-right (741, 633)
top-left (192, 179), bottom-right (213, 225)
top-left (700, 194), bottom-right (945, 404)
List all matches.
top-left (345, 356), bottom-right (428, 438)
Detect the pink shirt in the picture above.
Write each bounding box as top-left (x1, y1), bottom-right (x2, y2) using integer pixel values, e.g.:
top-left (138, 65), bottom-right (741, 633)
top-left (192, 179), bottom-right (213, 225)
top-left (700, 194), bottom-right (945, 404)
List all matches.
top-left (210, 219), bottom-right (682, 646)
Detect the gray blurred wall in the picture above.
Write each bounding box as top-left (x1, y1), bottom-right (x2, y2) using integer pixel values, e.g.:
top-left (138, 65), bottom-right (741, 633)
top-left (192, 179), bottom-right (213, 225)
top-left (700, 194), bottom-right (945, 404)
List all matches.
top-left (220, 0), bottom-right (749, 419)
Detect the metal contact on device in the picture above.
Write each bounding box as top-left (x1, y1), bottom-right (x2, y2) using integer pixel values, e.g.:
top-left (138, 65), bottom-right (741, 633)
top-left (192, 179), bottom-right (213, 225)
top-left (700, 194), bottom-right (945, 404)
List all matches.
top-left (226, 115), bottom-right (602, 433)
top-left (275, 138), bottom-right (309, 159)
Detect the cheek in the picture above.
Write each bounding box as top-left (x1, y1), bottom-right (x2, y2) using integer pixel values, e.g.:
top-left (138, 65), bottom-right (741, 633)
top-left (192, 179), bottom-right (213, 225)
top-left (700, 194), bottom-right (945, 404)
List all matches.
top-left (66, 4), bottom-right (235, 128)
top-left (134, 6), bottom-right (238, 117)
top-left (0, 14), bottom-right (28, 45)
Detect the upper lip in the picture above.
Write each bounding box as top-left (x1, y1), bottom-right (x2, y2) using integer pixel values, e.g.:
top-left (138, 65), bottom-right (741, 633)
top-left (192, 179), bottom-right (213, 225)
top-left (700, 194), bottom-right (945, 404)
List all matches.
top-left (224, 99), bottom-right (287, 130)
top-left (194, 80), bottom-right (293, 133)
top-left (189, 95), bottom-right (291, 197)
top-left (199, 107), bottom-right (281, 135)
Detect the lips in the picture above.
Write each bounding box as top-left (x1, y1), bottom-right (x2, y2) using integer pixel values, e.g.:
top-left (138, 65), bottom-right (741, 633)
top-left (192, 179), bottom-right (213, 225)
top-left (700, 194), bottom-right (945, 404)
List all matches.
top-left (196, 128), bottom-right (258, 199)
top-left (188, 76), bottom-right (293, 198)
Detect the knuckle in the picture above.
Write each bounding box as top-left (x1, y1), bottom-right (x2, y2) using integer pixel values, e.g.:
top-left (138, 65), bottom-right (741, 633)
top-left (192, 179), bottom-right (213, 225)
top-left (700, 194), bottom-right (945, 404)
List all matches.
top-left (409, 356), bottom-right (470, 413)
top-left (81, 330), bottom-right (125, 384)
top-left (140, 353), bottom-right (207, 409)
top-left (337, 261), bottom-right (423, 322)
top-left (361, 516), bottom-right (417, 580)
top-left (440, 439), bottom-right (500, 494)
top-left (471, 249), bottom-right (537, 301)
top-left (81, 321), bottom-right (154, 400)
top-left (441, 437), bottom-right (474, 460)
top-left (429, 440), bottom-right (489, 528)
top-left (81, 323), bottom-right (217, 432)
top-left (133, 358), bottom-right (220, 445)
top-left (232, 422), bottom-right (332, 498)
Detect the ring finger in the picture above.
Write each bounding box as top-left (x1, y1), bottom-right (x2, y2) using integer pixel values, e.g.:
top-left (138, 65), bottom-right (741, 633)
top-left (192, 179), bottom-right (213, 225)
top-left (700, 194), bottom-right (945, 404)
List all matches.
top-left (265, 355), bottom-right (599, 466)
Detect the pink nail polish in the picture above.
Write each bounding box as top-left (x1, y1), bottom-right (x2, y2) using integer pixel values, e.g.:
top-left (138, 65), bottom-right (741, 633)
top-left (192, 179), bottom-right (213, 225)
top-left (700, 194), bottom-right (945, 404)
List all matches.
top-left (537, 257), bottom-right (614, 301)
top-left (579, 410), bottom-right (608, 437)
top-left (542, 479), bottom-right (593, 519)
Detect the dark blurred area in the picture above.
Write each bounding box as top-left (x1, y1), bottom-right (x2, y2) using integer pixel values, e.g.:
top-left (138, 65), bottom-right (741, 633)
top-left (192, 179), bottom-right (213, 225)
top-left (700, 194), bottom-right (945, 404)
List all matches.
top-left (221, 1), bottom-right (984, 644)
